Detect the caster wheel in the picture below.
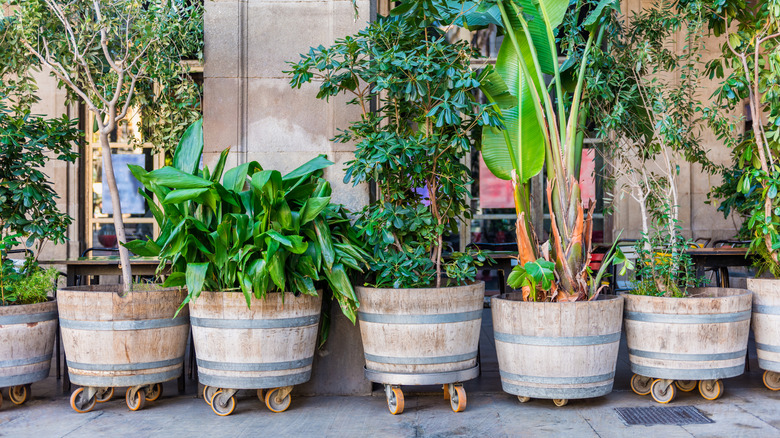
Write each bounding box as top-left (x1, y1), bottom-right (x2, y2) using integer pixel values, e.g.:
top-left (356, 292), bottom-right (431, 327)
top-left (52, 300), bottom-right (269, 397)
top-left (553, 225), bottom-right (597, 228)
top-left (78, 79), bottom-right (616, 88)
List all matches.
top-left (126, 387), bottom-right (147, 411)
top-left (9, 385), bottom-right (29, 405)
top-left (675, 380), bottom-right (697, 392)
top-left (96, 387), bottom-right (114, 403)
top-left (265, 387), bottom-right (292, 413)
top-left (386, 386), bottom-right (404, 415)
top-left (698, 379), bottom-right (723, 400)
top-left (651, 379), bottom-right (676, 404)
top-left (257, 389), bottom-right (265, 402)
top-left (70, 388), bottom-right (96, 413)
top-left (145, 383), bottom-right (163, 402)
top-left (630, 374), bottom-right (652, 396)
top-left (450, 386), bottom-right (467, 412)
top-left (763, 371), bottom-right (780, 391)
top-left (553, 399), bottom-right (568, 407)
top-left (517, 396), bottom-right (531, 403)
top-left (210, 390), bottom-right (236, 416)
top-left (203, 385), bottom-right (217, 406)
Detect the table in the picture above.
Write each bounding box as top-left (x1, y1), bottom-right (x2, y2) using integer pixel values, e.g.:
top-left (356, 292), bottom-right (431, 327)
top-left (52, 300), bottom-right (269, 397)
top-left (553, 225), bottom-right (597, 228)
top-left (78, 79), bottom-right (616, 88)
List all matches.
top-left (39, 257), bottom-right (176, 393)
top-left (686, 247), bottom-right (754, 288)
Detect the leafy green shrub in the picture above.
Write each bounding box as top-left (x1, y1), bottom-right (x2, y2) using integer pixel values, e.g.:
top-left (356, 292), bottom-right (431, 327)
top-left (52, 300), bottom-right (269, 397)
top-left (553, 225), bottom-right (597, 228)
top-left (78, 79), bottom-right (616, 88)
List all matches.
top-left (0, 235), bottom-right (58, 305)
top-left (287, 1), bottom-right (495, 289)
top-left (128, 122), bottom-right (369, 322)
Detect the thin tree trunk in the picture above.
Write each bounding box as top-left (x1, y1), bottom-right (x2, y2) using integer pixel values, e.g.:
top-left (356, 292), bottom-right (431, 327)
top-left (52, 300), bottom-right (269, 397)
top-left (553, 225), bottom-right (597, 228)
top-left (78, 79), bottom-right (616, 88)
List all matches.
top-left (100, 132), bottom-right (133, 293)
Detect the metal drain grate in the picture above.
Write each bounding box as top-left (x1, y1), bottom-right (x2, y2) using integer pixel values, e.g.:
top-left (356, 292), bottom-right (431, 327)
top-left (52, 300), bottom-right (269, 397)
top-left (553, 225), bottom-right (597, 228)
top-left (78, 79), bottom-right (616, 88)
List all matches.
top-left (615, 406), bottom-right (714, 426)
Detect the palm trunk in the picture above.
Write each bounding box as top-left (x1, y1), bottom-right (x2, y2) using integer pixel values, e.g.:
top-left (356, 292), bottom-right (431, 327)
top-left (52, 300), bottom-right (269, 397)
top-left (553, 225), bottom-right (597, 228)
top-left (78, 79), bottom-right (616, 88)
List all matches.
top-left (100, 132), bottom-right (133, 294)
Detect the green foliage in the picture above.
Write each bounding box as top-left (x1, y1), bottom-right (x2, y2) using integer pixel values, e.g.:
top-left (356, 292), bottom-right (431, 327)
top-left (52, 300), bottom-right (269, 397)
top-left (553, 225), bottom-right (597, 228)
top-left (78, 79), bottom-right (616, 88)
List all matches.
top-left (128, 120), bottom-right (370, 322)
top-left (0, 235), bottom-right (58, 305)
top-left (703, 0), bottom-right (780, 274)
top-left (287, 1), bottom-right (499, 288)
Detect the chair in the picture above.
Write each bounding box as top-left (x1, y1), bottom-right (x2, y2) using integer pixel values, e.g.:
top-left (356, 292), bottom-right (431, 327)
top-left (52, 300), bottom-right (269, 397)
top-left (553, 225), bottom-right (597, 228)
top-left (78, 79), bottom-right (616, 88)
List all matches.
top-left (77, 247), bottom-right (120, 286)
top-left (710, 240), bottom-right (751, 287)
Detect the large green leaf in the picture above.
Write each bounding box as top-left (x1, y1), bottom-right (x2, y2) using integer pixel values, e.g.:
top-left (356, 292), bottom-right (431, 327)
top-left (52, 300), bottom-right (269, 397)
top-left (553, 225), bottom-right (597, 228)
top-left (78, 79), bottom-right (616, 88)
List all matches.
top-left (283, 154), bottom-right (333, 182)
top-left (186, 262), bottom-right (209, 299)
top-left (513, 0), bottom-right (568, 75)
top-left (300, 196), bottom-right (331, 225)
top-left (147, 167), bottom-right (213, 189)
top-left (173, 118), bottom-right (203, 175)
top-left (163, 188), bottom-right (209, 204)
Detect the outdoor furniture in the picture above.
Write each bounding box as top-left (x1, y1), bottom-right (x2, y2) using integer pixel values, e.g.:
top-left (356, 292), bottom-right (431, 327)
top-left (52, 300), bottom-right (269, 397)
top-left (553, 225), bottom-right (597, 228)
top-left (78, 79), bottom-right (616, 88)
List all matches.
top-left (686, 246), bottom-right (754, 288)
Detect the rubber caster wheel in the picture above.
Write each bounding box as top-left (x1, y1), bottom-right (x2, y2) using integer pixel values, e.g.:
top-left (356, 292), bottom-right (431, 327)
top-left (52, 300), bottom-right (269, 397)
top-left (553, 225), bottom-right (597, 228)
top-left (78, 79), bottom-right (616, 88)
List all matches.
top-left (210, 390), bottom-right (236, 416)
top-left (95, 387), bottom-right (114, 403)
top-left (698, 379), bottom-right (723, 400)
top-left (145, 383), bottom-right (163, 402)
top-left (9, 385), bottom-right (29, 405)
top-left (450, 386), bottom-right (467, 412)
top-left (651, 379), bottom-right (676, 404)
top-left (265, 387), bottom-right (292, 413)
top-left (386, 386), bottom-right (404, 415)
top-left (126, 387), bottom-right (147, 411)
top-left (517, 396), bottom-right (531, 403)
top-left (553, 399), bottom-right (568, 407)
top-left (630, 374), bottom-right (652, 396)
top-left (257, 389), bottom-right (265, 402)
top-left (675, 380), bottom-right (697, 392)
top-left (763, 371), bottom-right (780, 391)
top-left (70, 388), bottom-right (96, 413)
top-left (203, 385), bottom-right (217, 406)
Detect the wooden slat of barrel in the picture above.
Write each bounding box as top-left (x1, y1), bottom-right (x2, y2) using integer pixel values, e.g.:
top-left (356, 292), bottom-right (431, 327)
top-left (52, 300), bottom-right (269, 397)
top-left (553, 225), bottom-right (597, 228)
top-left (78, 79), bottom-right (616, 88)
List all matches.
top-left (624, 287), bottom-right (752, 380)
top-left (0, 300), bottom-right (57, 387)
top-left (492, 294), bottom-right (623, 399)
top-left (748, 279), bottom-right (780, 372)
top-left (57, 285), bottom-right (189, 387)
top-left (190, 291), bottom-right (321, 389)
top-left (355, 282), bottom-right (483, 376)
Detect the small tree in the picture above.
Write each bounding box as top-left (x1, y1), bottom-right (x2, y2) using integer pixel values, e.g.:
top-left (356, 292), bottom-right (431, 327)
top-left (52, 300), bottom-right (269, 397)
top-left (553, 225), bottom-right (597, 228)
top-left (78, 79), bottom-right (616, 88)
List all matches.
top-left (4, 0), bottom-right (202, 293)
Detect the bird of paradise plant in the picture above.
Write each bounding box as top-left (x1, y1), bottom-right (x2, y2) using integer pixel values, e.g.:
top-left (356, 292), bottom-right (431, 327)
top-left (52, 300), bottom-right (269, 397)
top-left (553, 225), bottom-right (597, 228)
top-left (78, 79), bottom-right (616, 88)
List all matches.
top-left (466, 0), bottom-right (628, 301)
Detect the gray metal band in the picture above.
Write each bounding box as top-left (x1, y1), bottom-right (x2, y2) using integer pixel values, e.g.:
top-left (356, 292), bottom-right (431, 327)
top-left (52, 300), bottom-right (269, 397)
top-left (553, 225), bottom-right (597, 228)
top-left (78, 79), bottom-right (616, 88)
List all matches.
top-left (67, 357), bottom-right (183, 372)
top-left (753, 304), bottom-right (780, 314)
top-left (60, 315), bottom-right (188, 331)
top-left (628, 348), bottom-right (747, 361)
top-left (69, 368), bottom-right (181, 387)
top-left (197, 357), bottom-right (313, 372)
top-left (358, 310), bottom-right (482, 324)
top-left (625, 310), bottom-right (751, 324)
top-left (499, 370), bottom-right (614, 385)
top-left (0, 368), bottom-right (49, 387)
top-left (0, 311), bottom-right (57, 325)
top-left (757, 343), bottom-right (780, 353)
top-left (197, 370), bottom-right (311, 389)
top-left (364, 351), bottom-right (477, 365)
top-left (501, 381), bottom-right (614, 400)
top-left (757, 358), bottom-right (780, 373)
top-left (190, 315), bottom-right (318, 329)
top-left (364, 365), bottom-right (480, 386)
top-left (493, 331), bottom-right (620, 346)
top-left (630, 363), bottom-right (745, 380)
top-left (0, 354), bottom-right (52, 368)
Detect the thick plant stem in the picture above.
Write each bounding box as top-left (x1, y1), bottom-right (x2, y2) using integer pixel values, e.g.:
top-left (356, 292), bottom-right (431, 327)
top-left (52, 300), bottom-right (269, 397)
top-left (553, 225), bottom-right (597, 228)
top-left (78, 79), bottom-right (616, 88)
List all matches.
top-left (100, 132), bottom-right (133, 294)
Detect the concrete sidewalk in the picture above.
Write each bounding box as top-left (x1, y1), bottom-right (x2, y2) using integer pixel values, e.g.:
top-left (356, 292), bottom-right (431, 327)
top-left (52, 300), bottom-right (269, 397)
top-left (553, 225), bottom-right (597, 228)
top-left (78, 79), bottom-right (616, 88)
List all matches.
top-left (1, 369), bottom-right (779, 438)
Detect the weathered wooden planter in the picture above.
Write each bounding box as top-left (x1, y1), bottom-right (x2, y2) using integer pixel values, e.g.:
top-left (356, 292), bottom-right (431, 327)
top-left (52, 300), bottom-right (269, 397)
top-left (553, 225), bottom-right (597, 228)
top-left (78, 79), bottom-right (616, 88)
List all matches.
top-left (355, 282), bottom-right (483, 415)
top-left (189, 291), bottom-right (321, 416)
top-left (747, 278), bottom-right (780, 391)
top-left (0, 300), bottom-right (57, 408)
top-left (624, 287), bottom-right (752, 403)
top-left (491, 293), bottom-right (623, 407)
top-left (58, 285), bottom-right (189, 413)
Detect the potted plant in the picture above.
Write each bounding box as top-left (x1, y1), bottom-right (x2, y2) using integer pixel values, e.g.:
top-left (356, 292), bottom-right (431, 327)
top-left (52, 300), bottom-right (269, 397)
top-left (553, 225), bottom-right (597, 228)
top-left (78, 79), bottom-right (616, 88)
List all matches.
top-left (705, 0), bottom-right (780, 392)
top-left (287, 1), bottom-right (494, 414)
top-left (588, 0), bottom-right (751, 403)
top-left (130, 147), bottom-right (370, 417)
top-left (0, 92), bottom-right (79, 409)
top-left (448, 0), bottom-right (627, 407)
top-left (3, 0), bottom-right (203, 413)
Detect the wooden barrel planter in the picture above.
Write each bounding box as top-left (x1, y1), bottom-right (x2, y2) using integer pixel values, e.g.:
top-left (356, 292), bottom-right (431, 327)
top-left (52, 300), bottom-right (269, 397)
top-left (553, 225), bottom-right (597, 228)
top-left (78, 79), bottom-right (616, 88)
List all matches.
top-left (57, 285), bottom-right (189, 413)
top-left (491, 293), bottom-right (623, 407)
top-left (747, 278), bottom-right (780, 391)
top-left (355, 282), bottom-right (483, 414)
top-left (0, 300), bottom-right (57, 408)
top-left (189, 291), bottom-right (321, 416)
top-left (624, 287), bottom-right (752, 403)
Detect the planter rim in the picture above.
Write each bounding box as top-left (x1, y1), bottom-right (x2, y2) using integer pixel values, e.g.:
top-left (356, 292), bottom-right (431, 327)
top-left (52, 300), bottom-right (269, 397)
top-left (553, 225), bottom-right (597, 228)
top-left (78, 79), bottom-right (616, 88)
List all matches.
top-left (355, 281), bottom-right (484, 293)
top-left (58, 284), bottom-right (181, 293)
top-left (747, 277), bottom-right (780, 284)
top-left (0, 297), bottom-right (57, 308)
top-left (492, 294), bottom-right (622, 305)
top-left (623, 287), bottom-right (751, 300)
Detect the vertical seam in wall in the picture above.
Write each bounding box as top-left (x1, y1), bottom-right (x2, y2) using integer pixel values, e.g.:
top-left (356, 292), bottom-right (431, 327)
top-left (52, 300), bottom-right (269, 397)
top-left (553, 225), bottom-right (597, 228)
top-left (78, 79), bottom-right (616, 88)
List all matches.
top-left (239, 0), bottom-right (248, 164)
top-left (327, 1), bottom-right (334, 160)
